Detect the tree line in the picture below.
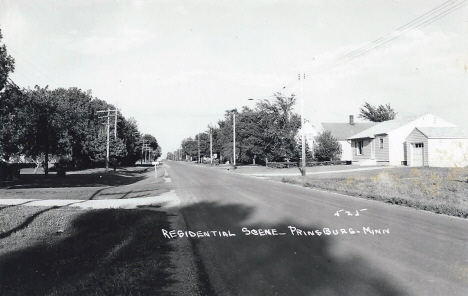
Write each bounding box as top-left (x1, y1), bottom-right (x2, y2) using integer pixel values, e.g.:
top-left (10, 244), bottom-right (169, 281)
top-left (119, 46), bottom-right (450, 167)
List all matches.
top-left (0, 29), bottom-right (160, 177)
top-left (171, 93), bottom-right (336, 165)
top-left (170, 98), bottom-right (397, 165)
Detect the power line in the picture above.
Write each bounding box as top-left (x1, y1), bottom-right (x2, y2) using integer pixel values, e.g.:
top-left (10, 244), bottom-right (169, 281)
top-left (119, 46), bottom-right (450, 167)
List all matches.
top-left (309, 0), bottom-right (468, 76)
top-left (6, 44), bottom-right (61, 87)
top-left (269, 0), bottom-right (467, 97)
top-left (313, 0), bottom-right (457, 73)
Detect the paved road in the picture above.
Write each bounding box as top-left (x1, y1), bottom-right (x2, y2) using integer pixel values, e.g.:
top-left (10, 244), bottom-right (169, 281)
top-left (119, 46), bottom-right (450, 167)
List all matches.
top-left (165, 161), bottom-right (467, 296)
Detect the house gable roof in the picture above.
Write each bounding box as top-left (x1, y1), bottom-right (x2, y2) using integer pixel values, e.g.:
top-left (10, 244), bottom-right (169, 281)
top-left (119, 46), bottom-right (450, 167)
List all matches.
top-left (347, 114), bottom-right (455, 140)
top-left (321, 122), bottom-right (377, 141)
top-left (415, 127), bottom-right (468, 139)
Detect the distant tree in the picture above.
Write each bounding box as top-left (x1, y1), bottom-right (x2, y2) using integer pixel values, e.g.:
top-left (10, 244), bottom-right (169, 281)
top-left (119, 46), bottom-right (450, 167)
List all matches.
top-left (142, 134), bottom-right (158, 150)
top-left (359, 102), bottom-right (396, 122)
top-left (181, 137), bottom-right (198, 161)
top-left (313, 131), bottom-right (342, 161)
top-left (0, 28), bottom-right (15, 92)
top-left (154, 146), bottom-right (162, 159)
top-left (201, 92), bottom-right (301, 165)
top-left (140, 134), bottom-right (160, 162)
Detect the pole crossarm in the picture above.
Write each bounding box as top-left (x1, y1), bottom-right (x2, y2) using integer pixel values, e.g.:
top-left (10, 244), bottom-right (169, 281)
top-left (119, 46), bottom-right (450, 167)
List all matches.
top-left (98, 109), bottom-right (119, 172)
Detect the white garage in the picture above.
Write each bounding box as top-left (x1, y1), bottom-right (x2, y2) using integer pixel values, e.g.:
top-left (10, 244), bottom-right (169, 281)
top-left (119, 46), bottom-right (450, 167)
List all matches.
top-left (406, 127), bottom-right (468, 167)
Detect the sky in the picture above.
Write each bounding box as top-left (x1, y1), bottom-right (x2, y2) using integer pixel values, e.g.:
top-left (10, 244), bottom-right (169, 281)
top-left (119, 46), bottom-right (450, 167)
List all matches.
top-left (1, 0), bottom-right (467, 155)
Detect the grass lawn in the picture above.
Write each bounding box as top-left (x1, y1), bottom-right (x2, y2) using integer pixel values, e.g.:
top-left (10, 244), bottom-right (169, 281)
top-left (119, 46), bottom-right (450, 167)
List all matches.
top-left (280, 167), bottom-right (468, 218)
top-left (0, 165), bottom-right (178, 295)
top-left (0, 205), bottom-right (175, 295)
top-left (0, 165), bottom-right (169, 200)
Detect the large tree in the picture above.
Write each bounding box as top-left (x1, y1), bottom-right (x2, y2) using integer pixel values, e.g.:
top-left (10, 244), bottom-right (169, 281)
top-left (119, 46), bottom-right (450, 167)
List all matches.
top-left (255, 93), bottom-right (301, 162)
top-left (0, 84), bottom-right (27, 161)
top-left (359, 102), bottom-right (396, 122)
top-left (22, 86), bottom-right (70, 175)
top-left (0, 28), bottom-right (15, 92)
top-left (200, 92), bottom-right (301, 165)
top-left (118, 117), bottom-right (142, 165)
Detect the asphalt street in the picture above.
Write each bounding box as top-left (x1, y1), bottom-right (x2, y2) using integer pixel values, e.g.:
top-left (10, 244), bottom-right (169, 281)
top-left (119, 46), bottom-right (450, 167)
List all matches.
top-left (164, 161), bottom-right (467, 296)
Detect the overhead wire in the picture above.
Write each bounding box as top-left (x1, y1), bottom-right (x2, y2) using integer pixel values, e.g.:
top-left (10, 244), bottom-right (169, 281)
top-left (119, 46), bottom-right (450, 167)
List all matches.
top-left (309, 0), bottom-right (468, 76)
top-left (268, 0), bottom-right (467, 96)
top-left (6, 45), bottom-right (60, 88)
top-left (312, 0), bottom-right (457, 73)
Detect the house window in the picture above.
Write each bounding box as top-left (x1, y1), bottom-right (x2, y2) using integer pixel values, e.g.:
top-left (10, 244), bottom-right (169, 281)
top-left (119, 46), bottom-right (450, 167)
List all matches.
top-left (379, 138), bottom-right (384, 149)
top-left (356, 140), bottom-right (363, 155)
top-left (415, 143), bottom-right (424, 148)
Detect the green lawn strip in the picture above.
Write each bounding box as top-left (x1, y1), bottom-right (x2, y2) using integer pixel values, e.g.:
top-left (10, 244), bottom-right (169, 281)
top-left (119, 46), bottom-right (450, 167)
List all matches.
top-left (280, 167), bottom-right (468, 218)
top-left (0, 166), bottom-right (169, 200)
top-left (1, 166), bottom-right (158, 190)
top-left (0, 206), bottom-right (175, 295)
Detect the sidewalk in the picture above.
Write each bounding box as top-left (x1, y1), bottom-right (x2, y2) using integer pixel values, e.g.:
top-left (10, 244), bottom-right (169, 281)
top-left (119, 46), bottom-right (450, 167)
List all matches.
top-left (197, 162), bottom-right (392, 177)
top-left (0, 190), bottom-right (180, 209)
top-left (235, 166), bottom-right (392, 177)
top-left (176, 161), bottom-right (392, 177)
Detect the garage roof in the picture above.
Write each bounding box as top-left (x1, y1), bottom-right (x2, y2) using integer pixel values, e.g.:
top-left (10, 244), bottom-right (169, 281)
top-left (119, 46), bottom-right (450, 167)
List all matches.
top-left (416, 127), bottom-right (468, 139)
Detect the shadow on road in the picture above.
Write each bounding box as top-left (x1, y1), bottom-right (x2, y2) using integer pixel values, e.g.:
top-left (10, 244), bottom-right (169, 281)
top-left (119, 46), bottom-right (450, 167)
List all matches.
top-left (179, 201), bottom-right (407, 296)
top-left (0, 201), bottom-right (407, 295)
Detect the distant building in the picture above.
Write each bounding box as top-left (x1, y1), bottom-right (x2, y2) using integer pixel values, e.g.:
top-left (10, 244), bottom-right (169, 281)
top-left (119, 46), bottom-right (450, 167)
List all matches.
top-left (297, 121), bottom-right (321, 152)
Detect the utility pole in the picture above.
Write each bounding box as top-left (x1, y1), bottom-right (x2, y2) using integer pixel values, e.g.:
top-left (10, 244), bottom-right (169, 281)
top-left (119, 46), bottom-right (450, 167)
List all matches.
top-left (143, 143), bottom-right (152, 163)
top-left (299, 73), bottom-right (306, 177)
top-left (140, 140), bottom-right (146, 164)
top-left (198, 133), bottom-right (200, 163)
top-left (97, 109), bottom-right (118, 173)
top-left (233, 112), bottom-right (236, 166)
top-left (209, 126), bottom-right (213, 166)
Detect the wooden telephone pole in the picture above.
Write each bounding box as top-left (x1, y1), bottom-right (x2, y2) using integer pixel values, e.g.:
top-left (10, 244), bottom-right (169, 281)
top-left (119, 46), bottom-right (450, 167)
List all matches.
top-left (97, 109), bottom-right (118, 172)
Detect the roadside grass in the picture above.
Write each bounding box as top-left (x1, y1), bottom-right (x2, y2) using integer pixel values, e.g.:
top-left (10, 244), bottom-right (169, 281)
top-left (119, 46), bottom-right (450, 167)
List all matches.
top-left (281, 167), bottom-right (468, 218)
top-left (0, 166), bottom-right (156, 189)
top-left (0, 205), bottom-right (175, 295)
top-left (0, 166), bottom-right (169, 200)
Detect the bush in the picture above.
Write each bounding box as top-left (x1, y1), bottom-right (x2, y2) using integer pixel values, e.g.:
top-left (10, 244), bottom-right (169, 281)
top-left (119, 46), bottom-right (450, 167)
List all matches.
top-left (313, 131), bottom-right (342, 161)
top-left (266, 162), bottom-right (298, 169)
top-left (266, 160), bottom-right (349, 169)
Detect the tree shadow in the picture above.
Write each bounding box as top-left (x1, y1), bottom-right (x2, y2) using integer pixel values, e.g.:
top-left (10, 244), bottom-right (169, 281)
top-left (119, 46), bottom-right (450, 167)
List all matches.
top-left (2, 172), bottom-right (147, 189)
top-left (0, 208), bottom-right (176, 296)
top-left (0, 202), bottom-right (407, 295)
top-left (179, 201), bottom-right (407, 296)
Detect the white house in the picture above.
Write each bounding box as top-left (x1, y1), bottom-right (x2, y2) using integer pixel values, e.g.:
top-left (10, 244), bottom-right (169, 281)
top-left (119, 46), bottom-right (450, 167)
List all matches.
top-left (297, 121), bottom-right (321, 151)
top-left (347, 114), bottom-right (456, 166)
top-left (406, 127), bottom-right (468, 167)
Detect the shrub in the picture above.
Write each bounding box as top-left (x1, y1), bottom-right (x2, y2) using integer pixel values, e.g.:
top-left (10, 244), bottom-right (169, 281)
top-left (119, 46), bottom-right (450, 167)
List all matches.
top-left (313, 131), bottom-right (342, 161)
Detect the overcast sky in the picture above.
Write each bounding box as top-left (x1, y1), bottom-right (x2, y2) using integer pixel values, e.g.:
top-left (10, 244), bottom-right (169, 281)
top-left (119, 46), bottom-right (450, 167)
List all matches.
top-left (1, 0), bottom-right (467, 154)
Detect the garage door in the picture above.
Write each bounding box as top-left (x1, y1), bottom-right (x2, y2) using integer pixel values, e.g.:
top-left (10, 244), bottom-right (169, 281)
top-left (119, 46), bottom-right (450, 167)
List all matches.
top-left (412, 143), bottom-right (424, 166)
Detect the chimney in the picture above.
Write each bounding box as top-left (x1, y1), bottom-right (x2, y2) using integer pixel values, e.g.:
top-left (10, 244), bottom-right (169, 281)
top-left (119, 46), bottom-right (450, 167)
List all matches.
top-left (349, 115), bottom-right (354, 125)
